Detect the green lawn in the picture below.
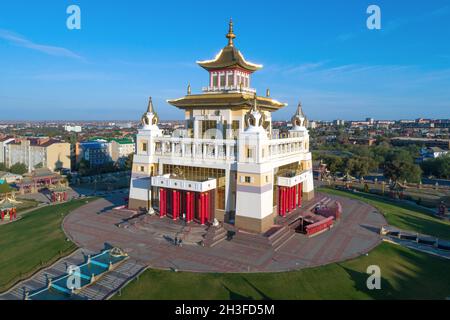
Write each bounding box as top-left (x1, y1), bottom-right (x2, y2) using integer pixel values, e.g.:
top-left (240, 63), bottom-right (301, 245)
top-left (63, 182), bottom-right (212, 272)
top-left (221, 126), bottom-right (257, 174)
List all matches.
top-left (114, 243), bottom-right (450, 300)
top-left (318, 187), bottom-right (450, 240)
top-left (0, 198), bottom-right (97, 292)
top-left (16, 199), bottom-right (41, 212)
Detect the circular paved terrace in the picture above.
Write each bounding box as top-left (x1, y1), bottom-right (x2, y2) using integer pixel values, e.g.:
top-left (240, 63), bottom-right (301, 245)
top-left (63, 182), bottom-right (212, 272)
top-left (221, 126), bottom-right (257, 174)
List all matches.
top-left (63, 192), bottom-right (386, 273)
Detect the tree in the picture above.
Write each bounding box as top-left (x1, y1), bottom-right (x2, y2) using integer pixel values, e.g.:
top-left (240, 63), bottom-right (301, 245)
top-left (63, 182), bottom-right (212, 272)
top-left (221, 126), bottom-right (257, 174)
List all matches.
top-left (9, 163), bottom-right (28, 175)
top-left (321, 155), bottom-right (344, 174)
top-left (125, 153), bottom-right (134, 171)
top-left (421, 154), bottom-right (450, 179)
top-left (0, 163), bottom-right (7, 171)
top-left (34, 162), bottom-right (43, 169)
top-left (77, 159), bottom-right (90, 176)
top-left (0, 182), bottom-right (12, 194)
top-left (345, 157), bottom-right (372, 177)
top-left (383, 150), bottom-right (422, 183)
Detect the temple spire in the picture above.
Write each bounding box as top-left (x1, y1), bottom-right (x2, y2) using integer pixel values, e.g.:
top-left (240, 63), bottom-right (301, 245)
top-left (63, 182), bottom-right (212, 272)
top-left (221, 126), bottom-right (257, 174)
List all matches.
top-left (226, 18), bottom-right (236, 47)
top-left (147, 97), bottom-right (154, 113)
top-left (296, 101), bottom-right (305, 118)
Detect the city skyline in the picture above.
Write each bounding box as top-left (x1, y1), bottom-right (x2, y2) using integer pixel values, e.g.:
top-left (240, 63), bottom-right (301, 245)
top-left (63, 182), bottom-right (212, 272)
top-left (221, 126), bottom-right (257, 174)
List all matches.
top-left (1, 0), bottom-right (450, 121)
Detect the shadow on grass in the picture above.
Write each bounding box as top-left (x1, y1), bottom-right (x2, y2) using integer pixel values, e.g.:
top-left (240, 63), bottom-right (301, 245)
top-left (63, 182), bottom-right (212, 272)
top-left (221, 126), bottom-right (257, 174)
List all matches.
top-left (221, 277), bottom-right (272, 300)
top-left (339, 243), bottom-right (450, 299)
top-left (339, 265), bottom-right (396, 299)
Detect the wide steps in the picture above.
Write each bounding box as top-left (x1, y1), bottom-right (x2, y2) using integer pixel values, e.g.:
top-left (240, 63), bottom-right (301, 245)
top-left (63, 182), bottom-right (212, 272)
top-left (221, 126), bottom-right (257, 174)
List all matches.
top-left (232, 231), bottom-right (272, 251)
top-left (77, 258), bottom-right (146, 300)
top-left (203, 225), bottom-right (228, 247)
top-left (266, 225), bottom-right (295, 251)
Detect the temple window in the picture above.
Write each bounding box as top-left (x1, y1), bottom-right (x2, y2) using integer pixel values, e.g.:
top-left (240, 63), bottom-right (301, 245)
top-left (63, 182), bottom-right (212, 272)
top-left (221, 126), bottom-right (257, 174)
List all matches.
top-left (244, 176), bottom-right (251, 183)
top-left (220, 74), bottom-right (226, 87)
top-left (227, 73), bottom-right (234, 86)
top-left (212, 74), bottom-right (218, 87)
top-left (142, 142), bottom-right (147, 152)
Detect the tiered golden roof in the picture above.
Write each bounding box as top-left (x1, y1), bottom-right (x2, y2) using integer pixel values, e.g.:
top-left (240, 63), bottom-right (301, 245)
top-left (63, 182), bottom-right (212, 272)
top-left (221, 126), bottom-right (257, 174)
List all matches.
top-left (168, 92), bottom-right (286, 111)
top-left (196, 19), bottom-right (262, 72)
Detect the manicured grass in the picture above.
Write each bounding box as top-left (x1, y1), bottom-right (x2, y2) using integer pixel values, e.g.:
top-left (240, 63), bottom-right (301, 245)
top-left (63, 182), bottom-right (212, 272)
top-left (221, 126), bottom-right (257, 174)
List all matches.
top-left (0, 198), bottom-right (97, 292)
top-left (114, 243), bottom-right (450, 300)
top-left (16, 199), bottom-right (41, 212)
top-left (319, 187), bottom-right (450, 240)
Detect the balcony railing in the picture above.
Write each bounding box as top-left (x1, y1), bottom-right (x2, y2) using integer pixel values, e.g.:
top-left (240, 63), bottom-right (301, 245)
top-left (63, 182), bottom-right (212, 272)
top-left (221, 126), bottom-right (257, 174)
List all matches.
top-left (202, 86), bottom-right (256, 94)
top-left (138, 134), bottom-right (309, 164)
top-left (152, 137), bottom-right (237, 162)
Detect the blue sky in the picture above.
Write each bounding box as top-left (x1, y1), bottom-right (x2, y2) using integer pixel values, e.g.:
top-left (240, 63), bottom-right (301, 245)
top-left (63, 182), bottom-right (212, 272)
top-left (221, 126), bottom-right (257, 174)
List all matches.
top-left (0, 0), bottom-right (449, 121)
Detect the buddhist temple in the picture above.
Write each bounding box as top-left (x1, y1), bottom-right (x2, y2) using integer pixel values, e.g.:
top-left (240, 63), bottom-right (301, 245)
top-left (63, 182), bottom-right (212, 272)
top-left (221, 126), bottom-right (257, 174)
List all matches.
top-left (128, 20), bottom-right (315, 233)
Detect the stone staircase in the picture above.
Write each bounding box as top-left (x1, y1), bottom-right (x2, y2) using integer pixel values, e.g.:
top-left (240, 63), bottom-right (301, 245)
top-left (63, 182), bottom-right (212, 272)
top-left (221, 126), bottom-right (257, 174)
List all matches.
top-left (232, 230), bottom-right (273, 251)
top-left (77, 258), bottom-right (146, 300)
top-left (202, 224), bottom-right (228, 247)
top-left (267, 225), bottom-right (296, 252)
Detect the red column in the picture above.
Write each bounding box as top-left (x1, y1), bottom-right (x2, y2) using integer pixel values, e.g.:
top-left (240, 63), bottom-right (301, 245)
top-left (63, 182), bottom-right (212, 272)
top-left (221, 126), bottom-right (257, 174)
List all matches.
top-left (191, 192), bottom-right (195, 222)
top-left (294, 186), bottom-right (297, 208)
top-left (199, 193), bottom-right (205, 225)
top-left (282, 187), bottom-right (287, 217)
top-left (279, 188), bottom-right (283, 216)
top-left (1, 210), bottom-right (4, 221)
top-left (198, 193), bottom-right (202, 223)
top-left (205, 191), bottom-right (210, 223)
top-left (298, 183), bottom-right (302, 207)
top-left (284, 187), bottom-right (288, 216)
top-left (278, 188), bottom-right (282, 216)
top-left (172, 190), bottom-right (178, 220)
top-left (186, 192), bottom-right (191, 222)
top-left (289, 187), bottom-right (293, 212)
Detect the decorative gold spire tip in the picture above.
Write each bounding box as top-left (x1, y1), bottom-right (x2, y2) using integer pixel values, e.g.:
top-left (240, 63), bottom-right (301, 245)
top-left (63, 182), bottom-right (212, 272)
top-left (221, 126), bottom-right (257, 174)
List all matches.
top-left (147, 97), bottom-right (154, 113)
top-left (226, 18), bottom-right (236, 47)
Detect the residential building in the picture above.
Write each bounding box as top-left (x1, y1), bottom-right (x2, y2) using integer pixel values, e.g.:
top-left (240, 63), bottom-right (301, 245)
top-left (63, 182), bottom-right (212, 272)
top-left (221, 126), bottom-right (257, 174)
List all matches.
top-left (6, 138), bottom-right (70, 172)
top-left (0, 137), bottom-right (14, 164)
top-left (76, 140), bottom-right (112, 167)
top-left (109, 138), bottom-right (135, 165)
top-left (64, 125), bottom-right (82, 133)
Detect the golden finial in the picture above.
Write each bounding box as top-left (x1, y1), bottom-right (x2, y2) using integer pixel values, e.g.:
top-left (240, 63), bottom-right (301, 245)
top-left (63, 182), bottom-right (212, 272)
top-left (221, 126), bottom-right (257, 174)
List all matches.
top-left (187, 84), bottom-right (191, 95)
top-left (147, 97), bottom-right (154, 113)
top-left (226, 18), bottom-right (236, 47)
top-left (266, 88), bottom-right (270, 97)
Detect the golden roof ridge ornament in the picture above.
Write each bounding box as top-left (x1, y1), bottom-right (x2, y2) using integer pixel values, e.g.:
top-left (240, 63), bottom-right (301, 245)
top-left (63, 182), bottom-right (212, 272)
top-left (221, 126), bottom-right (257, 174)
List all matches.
top-left (291, 101), bottom-right (307, 130)
top-left (226, 18), bottom-right (236, 47)
top-left (147, 97), bottom-right (154, 113)
top-left (245, 95), bottom-right (266, 133)
top-left (141, 96), bottom-right (159, 128)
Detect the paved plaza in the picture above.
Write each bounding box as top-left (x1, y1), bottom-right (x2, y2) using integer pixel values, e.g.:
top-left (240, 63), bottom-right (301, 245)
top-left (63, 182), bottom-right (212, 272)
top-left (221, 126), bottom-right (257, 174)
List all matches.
top-left (63, 192), bottom-right (387, 273)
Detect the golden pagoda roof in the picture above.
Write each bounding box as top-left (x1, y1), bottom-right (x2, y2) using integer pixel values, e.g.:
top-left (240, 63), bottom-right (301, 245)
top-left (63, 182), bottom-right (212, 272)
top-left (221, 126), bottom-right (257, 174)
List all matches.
top-left (196, 19), bottom-right (262, 72)
top-left (167, 92), bottom-right (286, 111)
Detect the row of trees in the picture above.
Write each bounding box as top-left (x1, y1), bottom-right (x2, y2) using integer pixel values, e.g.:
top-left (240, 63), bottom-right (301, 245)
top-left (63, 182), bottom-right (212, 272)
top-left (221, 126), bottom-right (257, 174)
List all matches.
top-left (421, 154), bottom-right (450, 179)
top-left (315, 143), bottom-right (423, 182)
top-left (0, 162), bottom-right (28, 175)
top-left (75, 154), bottom-right (133, 177)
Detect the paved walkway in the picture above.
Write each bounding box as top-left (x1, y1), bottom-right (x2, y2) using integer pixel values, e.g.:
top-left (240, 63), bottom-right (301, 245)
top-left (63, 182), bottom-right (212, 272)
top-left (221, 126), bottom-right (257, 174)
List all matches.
top-left (63, 192), bottom-right (386, 273)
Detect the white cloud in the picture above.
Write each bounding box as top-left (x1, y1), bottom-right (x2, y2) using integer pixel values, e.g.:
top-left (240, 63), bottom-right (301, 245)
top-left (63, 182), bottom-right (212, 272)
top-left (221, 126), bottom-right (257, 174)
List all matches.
top-left (0, 29), bottom-right (83, 60)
